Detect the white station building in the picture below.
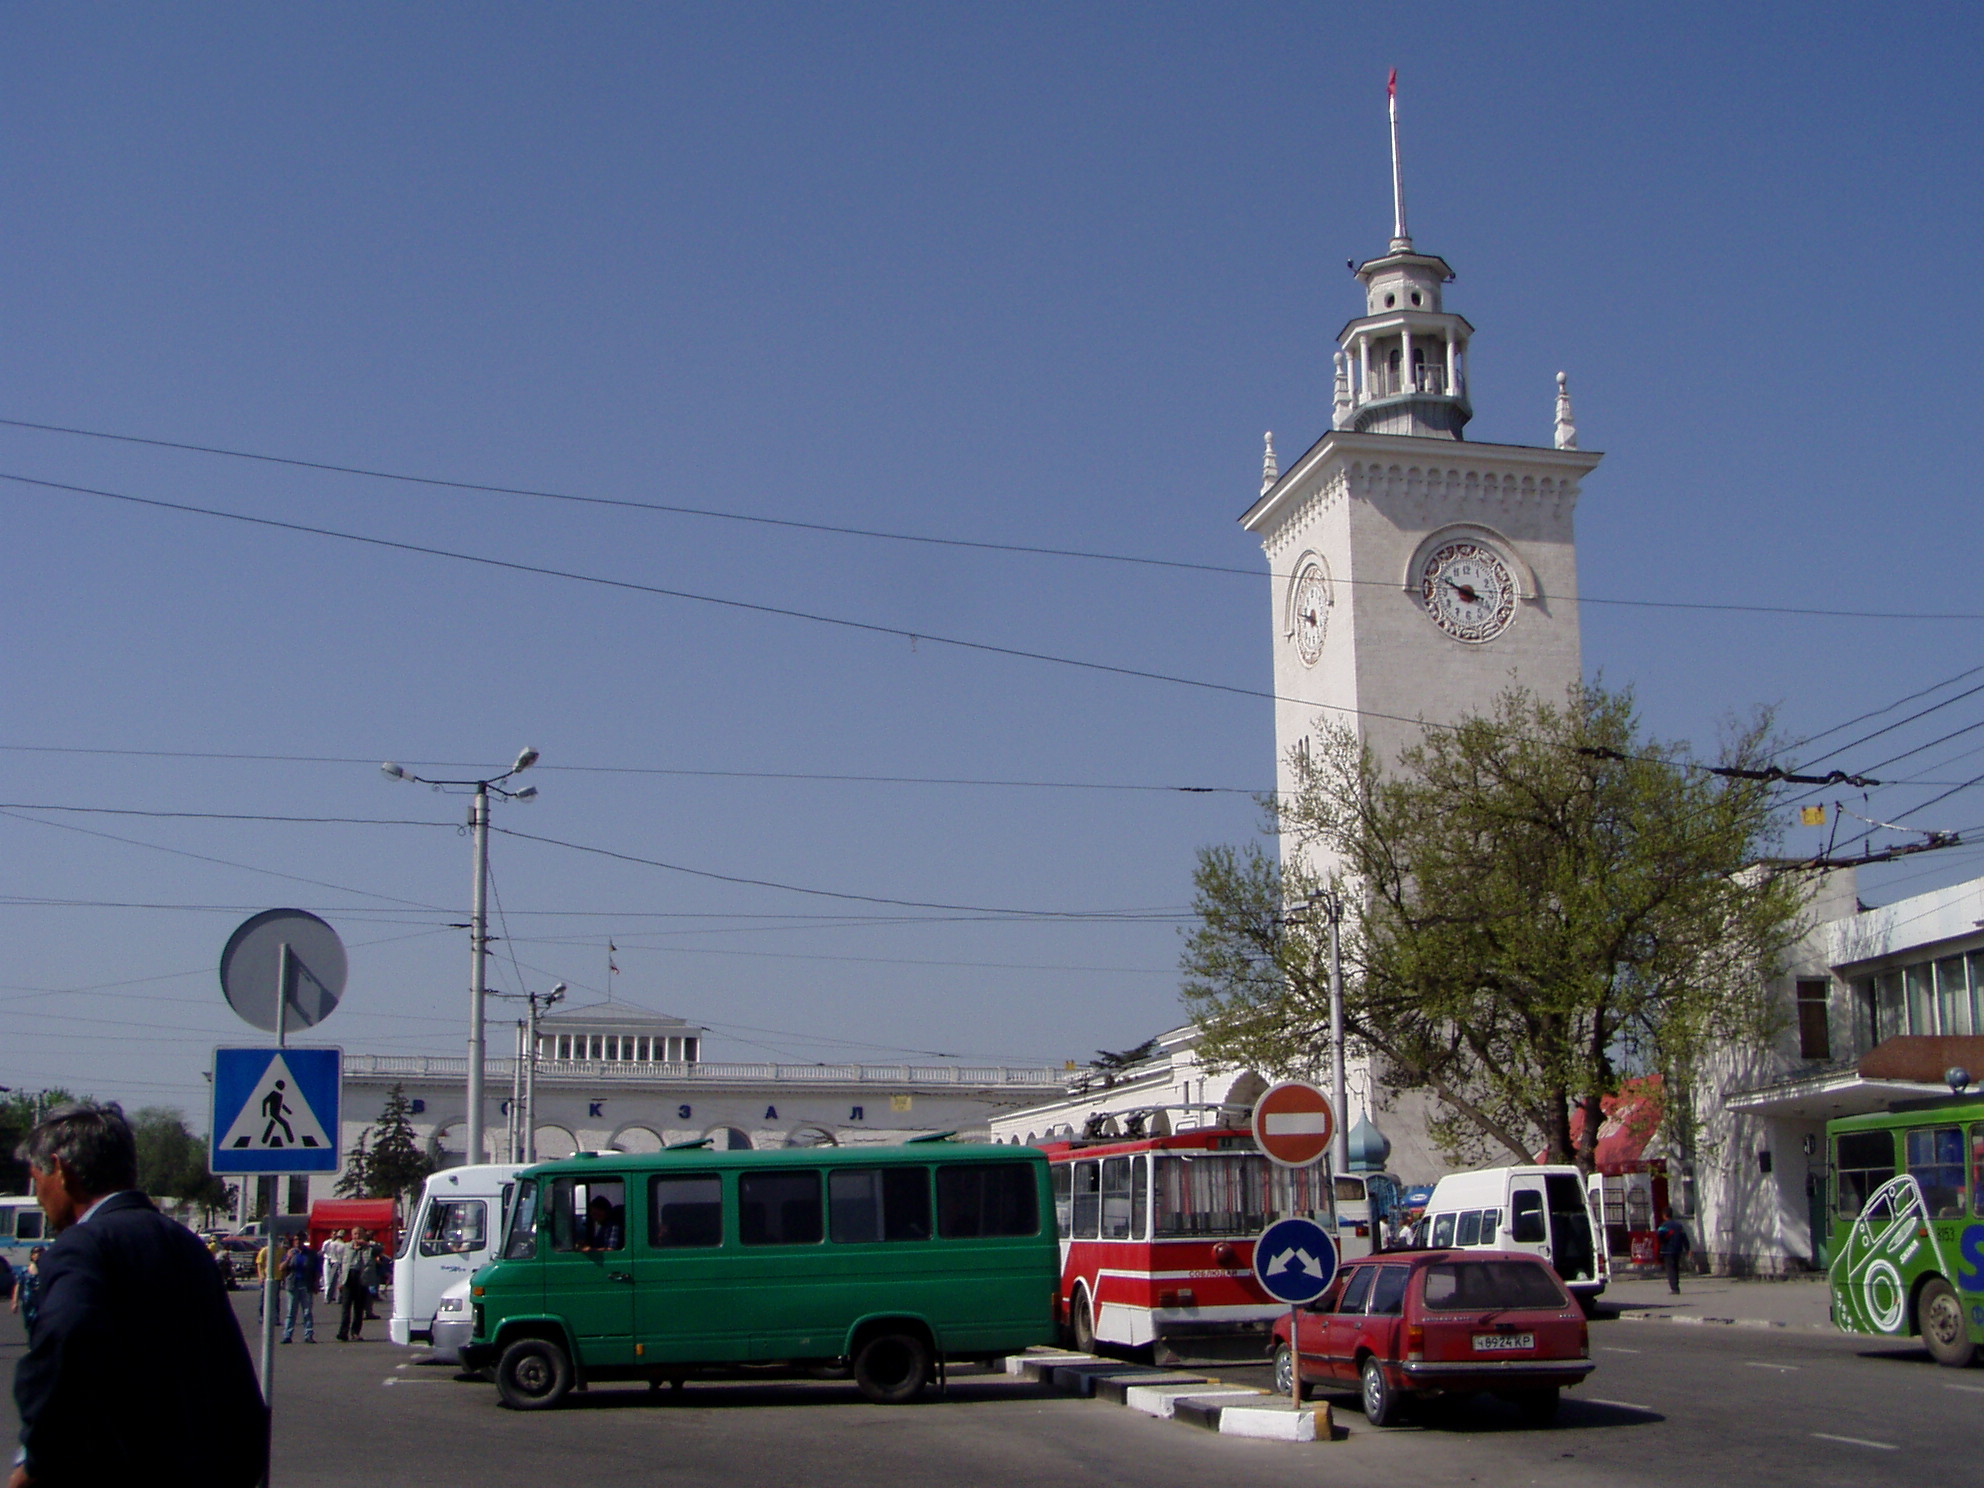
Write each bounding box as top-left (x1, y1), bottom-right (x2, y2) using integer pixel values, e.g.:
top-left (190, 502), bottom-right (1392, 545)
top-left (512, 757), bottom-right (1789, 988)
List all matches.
top-left (302, 1000), bottom-right (1068, 1205)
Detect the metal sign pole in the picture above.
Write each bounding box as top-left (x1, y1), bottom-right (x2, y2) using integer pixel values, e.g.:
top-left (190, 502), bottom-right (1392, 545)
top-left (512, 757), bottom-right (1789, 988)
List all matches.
top-left (1289, 1302), bottom-right (1300, 1408)
top-left (258, 943), bottom-right (290, 1407)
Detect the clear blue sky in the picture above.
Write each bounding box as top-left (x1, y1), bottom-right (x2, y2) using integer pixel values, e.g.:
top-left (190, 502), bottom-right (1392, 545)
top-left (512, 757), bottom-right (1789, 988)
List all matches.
top-left (3, 4), bottom-right (1981, 1123)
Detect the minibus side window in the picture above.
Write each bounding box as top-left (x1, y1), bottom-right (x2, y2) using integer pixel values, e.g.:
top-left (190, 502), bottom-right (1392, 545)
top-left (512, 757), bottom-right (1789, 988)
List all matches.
top-left (1100, 1157), bottom-right (1133, 1239)
top-left (1510, 1190), bottom-right (1546, 1243)
top-left (16, 1209), bottom-right (44, 1241)
top-left (1480, 1208), bottom-right (1501, 1242)
top-left (419, 1199), bottom-right (488, 1257)
top-left (1072, 1160), bottom-right (1100, 1239)
top-left (1051, 1163), bottom-right (1073, 1239)
top-left (739, 1171), bottom-right (824, 1245)
top-left (829, 1167), bottom-right (932, 1244)
top-left (650, 1175), bottom-right (723, 1247)
top-left (1455, 1210), bottom-right (1481, 1247)
top-left (501, 1180), bottom-right (539, 1260)
top-left (1431, 1213), bottom-right (1455, 1248)
top-left (546, 1177), bottom-right (628, 1252)
top-left (936, 1162), bottom-right (1042, 1238)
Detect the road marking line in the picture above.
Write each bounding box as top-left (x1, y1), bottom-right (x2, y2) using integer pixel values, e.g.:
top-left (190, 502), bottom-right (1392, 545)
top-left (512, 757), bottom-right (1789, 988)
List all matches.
top-left (1598, 1346), bottom-right (1641, 1354)
top-left (1743, 1361), bottom-right (1799, 1371)
top-left (1589, 1398), bottom-right (1655, 1412)
top-left (1811, 1433), bottom-right (1897, 1451)
top-left (382, 1377), bottom-right (447, 1387)
top-left (1946, 1383), bottom-right (1984, 1395)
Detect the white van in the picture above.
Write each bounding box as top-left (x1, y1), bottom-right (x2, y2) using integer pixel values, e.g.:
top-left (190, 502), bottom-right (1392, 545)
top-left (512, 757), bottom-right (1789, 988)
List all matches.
top-left (389, 1164), bottom-right (522, 1346)
top-left (1417, 1165), bottom-right (1609, 1303)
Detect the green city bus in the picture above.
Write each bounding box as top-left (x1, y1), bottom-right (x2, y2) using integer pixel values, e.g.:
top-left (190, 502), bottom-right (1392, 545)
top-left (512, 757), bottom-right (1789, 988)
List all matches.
top-left (459, 1141), bottom-right (1058, 1408)
top-left (1827, 1095), bottom-right (1984, 1367)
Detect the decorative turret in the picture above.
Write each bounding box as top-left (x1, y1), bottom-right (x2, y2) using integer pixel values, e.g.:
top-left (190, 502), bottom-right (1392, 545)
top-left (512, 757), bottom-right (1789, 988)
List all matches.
top-left (1346, 1110), bottom-right (1393, 1174)
top-left (1260, 431), bottom-right (1279, 494)
top-left (1554, 371), bottom-right (1578, 450)
top-left (1335, 72), bottom-right (1474, 440)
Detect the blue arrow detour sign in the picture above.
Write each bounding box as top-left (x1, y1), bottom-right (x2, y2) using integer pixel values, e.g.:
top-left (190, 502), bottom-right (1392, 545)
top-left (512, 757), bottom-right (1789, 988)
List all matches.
top-left (1252, 1215), bottom-right (1340, 1305)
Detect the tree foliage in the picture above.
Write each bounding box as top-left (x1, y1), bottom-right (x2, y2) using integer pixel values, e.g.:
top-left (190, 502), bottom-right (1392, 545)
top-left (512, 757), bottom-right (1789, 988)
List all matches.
top-left (1181, 684), bottom-right (1807, 1171)
top-left (341, 1084), bottom-right (432, 1204)
top-left (0, 1089), bottom-right (80, 1194)
top-left (131, 1107), bottom-right (232, 1214)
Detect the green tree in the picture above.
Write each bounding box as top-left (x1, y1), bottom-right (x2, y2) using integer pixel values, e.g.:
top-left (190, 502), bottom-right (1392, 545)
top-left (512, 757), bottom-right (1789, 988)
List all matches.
top-left (1181, 684), bottom-right (1807, 1172)
top-left (360, 1084), bottom-right (432, 1203)
top-left (0, 1088), bottom-right (80, 1193)
top-left (334, 1128), bottom-right (371, 1199)
top-left (131, 1107), bottom-right (232, 1216)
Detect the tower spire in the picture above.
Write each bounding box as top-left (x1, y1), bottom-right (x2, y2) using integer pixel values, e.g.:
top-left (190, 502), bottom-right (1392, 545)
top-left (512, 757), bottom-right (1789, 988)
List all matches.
top-left (1388, 68), bottom-right (1410, 250)
top-left (1260, 431), bottom-right (1279, 494)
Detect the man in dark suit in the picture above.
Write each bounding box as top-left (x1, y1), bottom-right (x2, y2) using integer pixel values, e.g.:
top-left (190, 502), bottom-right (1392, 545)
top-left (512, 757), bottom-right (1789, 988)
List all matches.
top-left (11, 1103), bottom-right (268, 1488)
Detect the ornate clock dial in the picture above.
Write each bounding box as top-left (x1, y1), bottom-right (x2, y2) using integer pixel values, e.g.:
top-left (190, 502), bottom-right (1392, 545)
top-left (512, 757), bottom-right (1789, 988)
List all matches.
top-left (1291, 562), bottom-right (1330, 665)
top-left (1419, 540), bottom-right (1517, 642)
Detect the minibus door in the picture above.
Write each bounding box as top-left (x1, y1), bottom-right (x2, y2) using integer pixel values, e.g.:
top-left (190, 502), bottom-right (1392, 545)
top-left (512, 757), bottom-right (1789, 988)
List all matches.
top-left (543, 1175), bottom-right (636, 1366)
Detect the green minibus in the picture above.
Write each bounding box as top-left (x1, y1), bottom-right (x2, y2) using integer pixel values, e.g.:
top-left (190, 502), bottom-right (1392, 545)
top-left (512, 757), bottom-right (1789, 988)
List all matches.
top-left (459, 1140), bottom-right (1058, 1408)
top-left (1826, 1093), bottom-right (1984, 1367)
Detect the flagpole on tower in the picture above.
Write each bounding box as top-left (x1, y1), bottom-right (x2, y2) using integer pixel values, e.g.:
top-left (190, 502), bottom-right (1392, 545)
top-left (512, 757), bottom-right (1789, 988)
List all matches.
top-left (1388, 67), bottom-right (1409, 250)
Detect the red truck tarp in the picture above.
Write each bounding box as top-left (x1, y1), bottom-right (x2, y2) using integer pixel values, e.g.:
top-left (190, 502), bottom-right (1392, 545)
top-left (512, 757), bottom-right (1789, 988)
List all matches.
top-left (308, 1198), bottom-right (399, 1258)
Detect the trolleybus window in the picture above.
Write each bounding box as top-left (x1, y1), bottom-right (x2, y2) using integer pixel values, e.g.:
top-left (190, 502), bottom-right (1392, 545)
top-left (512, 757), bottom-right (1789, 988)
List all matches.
top-left (1150, 1153), bottom-right (1326, 1238)
top-left (1051, 1162), bottom-right (1073, 1239)
top-left (649, 1175), bottom-right (723, 1247)
top-left (1132, 1155), bottom-right (1148, 1240)
top-left (1974, 1125), bottom-right (1984, 1216)
top-left (828, 1167), bottom-right (931, 1243)
top-left (936, 1162), bottom-right (1040, 1238)
top-left (1834, 1129), bottom-right (1896, 1218)
top-left (739, 1171), bottom-right (823, 1245)
top-left (1100, 1157), bottom-right (1134, 1240)
top-left (15, 1209), bottom-right (43, 1241)
top-left (1071, 1160), bottom-right (1100, 1239)
top-left (1905, 1127), bottom-right (1966, 1218)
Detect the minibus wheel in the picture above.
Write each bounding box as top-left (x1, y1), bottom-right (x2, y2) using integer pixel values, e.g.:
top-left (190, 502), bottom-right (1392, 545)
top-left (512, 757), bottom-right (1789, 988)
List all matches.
top-left (496, 1337), bottom-right (574, 1410)
top-left (852, 1331), bottom-right (931, 1405)
top-left (1918, 1277), bottom-right (1977, 1367)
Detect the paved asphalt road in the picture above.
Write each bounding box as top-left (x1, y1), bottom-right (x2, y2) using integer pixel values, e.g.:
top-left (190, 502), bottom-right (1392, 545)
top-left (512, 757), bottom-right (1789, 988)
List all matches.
top-left (1, 1293), bottom-right (1977, 1485)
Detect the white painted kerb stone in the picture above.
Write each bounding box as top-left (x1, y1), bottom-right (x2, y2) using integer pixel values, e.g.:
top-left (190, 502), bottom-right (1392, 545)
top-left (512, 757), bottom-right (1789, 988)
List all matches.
top-left (1218, 1404), bottom-right (1322, 1441)
top-left (1123, 1385), bottom-right (1263, 1418)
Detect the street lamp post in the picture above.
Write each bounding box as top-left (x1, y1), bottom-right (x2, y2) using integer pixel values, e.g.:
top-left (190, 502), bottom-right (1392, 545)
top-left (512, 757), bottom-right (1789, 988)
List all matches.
top-left (383, 747), bottom-right (540, 1169)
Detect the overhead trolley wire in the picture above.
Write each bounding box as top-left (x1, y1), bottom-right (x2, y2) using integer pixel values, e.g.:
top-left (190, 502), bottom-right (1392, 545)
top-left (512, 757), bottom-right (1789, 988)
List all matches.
top-left (11, 413), bottom-right (1984, 622)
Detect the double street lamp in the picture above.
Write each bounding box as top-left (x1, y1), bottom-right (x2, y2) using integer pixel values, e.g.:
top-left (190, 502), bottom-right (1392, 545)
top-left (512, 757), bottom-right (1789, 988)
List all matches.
top-left (382, 747), bottom-right (540, 1168)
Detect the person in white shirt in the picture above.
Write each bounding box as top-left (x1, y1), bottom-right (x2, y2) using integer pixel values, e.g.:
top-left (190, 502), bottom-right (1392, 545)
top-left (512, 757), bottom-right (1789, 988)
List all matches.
top-left (320, 1228), bottom-right (350, 1303)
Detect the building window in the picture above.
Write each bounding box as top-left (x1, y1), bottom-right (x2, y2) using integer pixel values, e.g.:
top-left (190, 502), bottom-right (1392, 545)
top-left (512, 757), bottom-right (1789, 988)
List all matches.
top-left (1796, 979), bottom-right (1831, 1060)
top-left (685, 1038), bottom-right (699, 1062)
top-left (1937, 956), bottom-right (1974, 1036)
top-left (557, 1035), bottom-right (572, 1060)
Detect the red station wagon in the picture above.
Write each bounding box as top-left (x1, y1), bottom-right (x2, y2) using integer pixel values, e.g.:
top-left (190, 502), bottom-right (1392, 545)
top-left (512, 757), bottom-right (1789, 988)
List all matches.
top-left (1271, 1250), bottom-right (1593, 1425)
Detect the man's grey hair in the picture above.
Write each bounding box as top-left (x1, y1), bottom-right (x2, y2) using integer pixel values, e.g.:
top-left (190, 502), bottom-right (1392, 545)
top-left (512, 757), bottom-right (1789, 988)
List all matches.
top-left (15, 1102), bottom-right (139, 1195)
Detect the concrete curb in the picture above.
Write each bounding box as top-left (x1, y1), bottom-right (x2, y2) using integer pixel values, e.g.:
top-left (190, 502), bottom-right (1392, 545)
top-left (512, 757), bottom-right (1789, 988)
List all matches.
top-left (1005, 1350), bottom-right (1338, 1443)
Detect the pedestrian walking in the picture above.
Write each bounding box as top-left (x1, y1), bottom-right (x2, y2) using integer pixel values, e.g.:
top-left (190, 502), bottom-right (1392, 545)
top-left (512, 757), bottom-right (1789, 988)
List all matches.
top-left (7, 1249), bottom-right (43, 1333)
top-left (1655, 1212), bottom-right (1691, 1294)
top-left (321, 1227), bottom-right (349, 1303)
top-left (9, 1101), bottom-right (266, 1487)
top-left (338, 1227), bottom-right (383, 1341)
top-left (280, 1234), bottom-right (321, 1343)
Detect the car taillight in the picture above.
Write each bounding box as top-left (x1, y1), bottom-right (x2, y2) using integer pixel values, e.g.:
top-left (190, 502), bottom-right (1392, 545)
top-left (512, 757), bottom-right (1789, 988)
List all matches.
top-left (1406, 1323), bottom-right (1424, 1362)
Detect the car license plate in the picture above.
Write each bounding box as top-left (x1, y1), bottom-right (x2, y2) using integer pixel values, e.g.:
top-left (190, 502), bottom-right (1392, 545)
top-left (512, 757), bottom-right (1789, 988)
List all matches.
top-left (1473, 1332), bottom-right (1534, 1351)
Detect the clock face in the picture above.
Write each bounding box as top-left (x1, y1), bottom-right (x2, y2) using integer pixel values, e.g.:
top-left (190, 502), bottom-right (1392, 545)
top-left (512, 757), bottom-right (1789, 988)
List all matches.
top-left (1291, 562), bottom-right (1330, 665)
top-left (1419, 540), bottom-right (1517, 642)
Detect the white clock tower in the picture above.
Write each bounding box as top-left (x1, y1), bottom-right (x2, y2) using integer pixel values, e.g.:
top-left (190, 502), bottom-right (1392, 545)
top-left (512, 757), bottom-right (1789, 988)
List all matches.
top-left (1240, 92), bottom-right (1604, 860)
top-left (1237, 86), bottom-right (1605, 1178)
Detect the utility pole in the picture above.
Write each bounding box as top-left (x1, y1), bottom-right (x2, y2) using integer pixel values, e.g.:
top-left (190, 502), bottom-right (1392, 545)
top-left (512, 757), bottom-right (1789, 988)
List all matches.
top-left (492, 981), bottom-right (565, 1164)
top-left (383, 747), bottom-right (540, 1170)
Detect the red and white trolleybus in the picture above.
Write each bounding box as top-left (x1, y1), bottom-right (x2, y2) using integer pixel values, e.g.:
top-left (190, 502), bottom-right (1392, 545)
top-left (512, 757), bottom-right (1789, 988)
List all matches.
top-left (1041, 1126), bottom-right (1350, 1361)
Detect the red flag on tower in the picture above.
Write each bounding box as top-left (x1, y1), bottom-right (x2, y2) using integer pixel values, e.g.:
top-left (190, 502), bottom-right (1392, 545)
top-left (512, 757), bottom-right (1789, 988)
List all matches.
top-left (1388, 67), bottom-right (1397, 98)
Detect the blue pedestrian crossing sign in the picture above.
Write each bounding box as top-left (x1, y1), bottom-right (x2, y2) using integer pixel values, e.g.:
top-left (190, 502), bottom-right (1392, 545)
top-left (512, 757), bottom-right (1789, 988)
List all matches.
top-left (1251, 1216), bottom-right (1339, 1305)
top-left (211, 1047), bottom-right (342, 1174)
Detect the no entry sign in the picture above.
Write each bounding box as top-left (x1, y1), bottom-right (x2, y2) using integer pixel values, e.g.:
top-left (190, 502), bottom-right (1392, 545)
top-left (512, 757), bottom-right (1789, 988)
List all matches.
top-left (1252, 1081), bottom-right (1334, 1167)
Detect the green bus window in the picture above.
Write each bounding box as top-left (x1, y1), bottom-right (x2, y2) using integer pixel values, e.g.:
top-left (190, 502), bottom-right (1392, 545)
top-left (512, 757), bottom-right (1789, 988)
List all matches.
top-left (936, 1162), bottom-right (1041, 1238)
top-left (502, 1180), bottom-right (539, 1260)
top-left (1051, 1163), bottom-right (1073, 1239)
top-left (1100, 1157), bottom-right (1133, 1239)
top-left (547, 1177), bottom-right (627, 1252)
top-left (828, 1167), bottom-right (932, 1243)
top-left (739, 1171), bottom-right (823, 1245)
top-left (1906, 1128), bottom-right (1966, 1219)
top-left (1972, 1126), bottom-right (1984, 1217)
top-left (649, 1175), bottom-right (723, 1248)
top-left (1834, 1130), bottom-right (1896, 1219)
top-left (1071, 1160), bottom-right (1100, 1239)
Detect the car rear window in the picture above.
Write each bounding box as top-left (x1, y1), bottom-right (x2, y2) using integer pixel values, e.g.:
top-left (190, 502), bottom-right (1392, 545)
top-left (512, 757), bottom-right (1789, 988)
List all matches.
top-left (1420, 1260), bottom-right (1568, 1310)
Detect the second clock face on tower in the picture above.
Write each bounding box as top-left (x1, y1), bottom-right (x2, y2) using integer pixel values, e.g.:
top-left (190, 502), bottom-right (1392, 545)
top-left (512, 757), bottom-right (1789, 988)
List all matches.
top-left (1290, 561), bottom-right (1331, 665)
top-left (1419, 540), bottom-right (1517, 643)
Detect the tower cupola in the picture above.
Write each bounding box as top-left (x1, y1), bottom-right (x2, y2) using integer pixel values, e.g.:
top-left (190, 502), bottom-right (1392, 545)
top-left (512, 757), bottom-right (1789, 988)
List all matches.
top-left (1331, 73), bottom-right (1474, 440)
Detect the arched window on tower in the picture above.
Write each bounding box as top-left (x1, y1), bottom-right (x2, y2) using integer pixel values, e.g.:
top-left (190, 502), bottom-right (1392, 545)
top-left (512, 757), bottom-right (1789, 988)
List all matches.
top-left (1386, 348), bottom-right (1401, 396)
